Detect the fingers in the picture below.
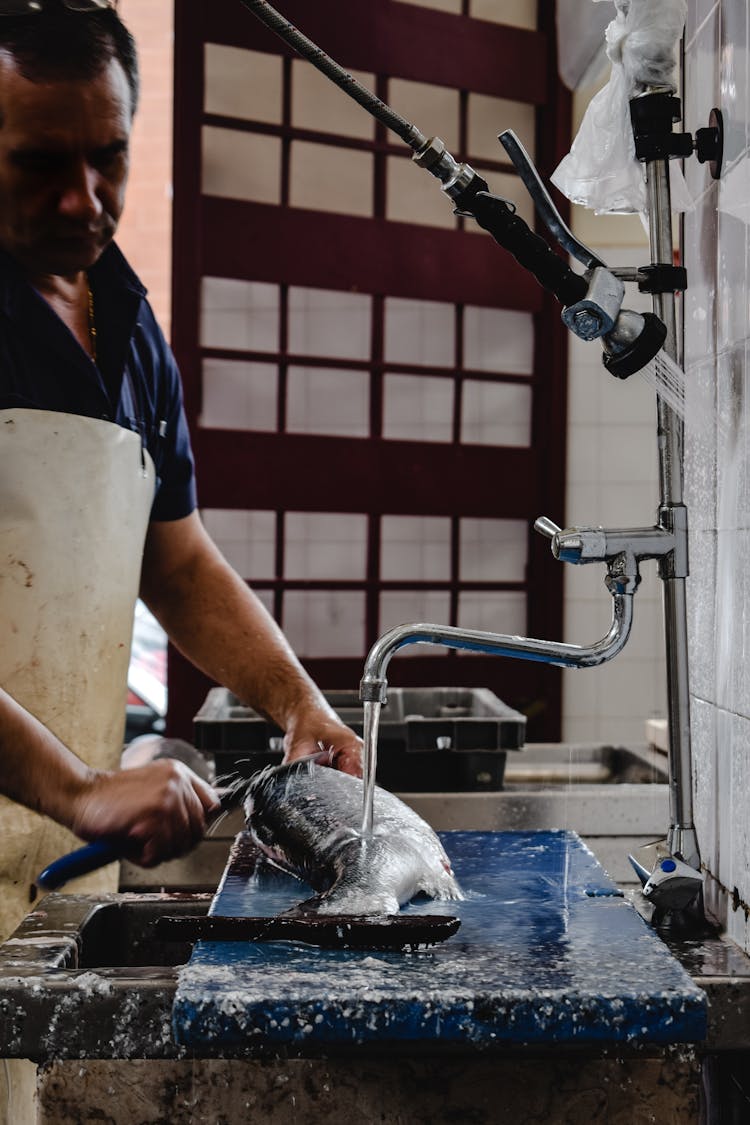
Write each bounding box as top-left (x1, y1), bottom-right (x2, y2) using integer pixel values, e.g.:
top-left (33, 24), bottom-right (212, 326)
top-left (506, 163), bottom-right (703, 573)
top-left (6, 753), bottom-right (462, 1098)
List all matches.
top-left (72, 760), bottom-right (221, 870)
top-left (330, 743), bottom-right (363, 778)
top-left (283, 734), bottom-right (363, 778)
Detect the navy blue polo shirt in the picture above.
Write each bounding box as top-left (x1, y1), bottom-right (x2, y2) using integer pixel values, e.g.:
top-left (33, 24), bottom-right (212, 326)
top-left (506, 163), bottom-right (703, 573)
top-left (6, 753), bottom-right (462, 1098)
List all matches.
top-left (0, 243), bottom-right (196, 521)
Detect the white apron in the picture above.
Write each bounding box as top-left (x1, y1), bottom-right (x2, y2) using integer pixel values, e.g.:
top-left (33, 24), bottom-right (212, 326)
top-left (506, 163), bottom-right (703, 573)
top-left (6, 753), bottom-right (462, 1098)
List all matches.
top-left (0, 408), bottom-right (155, 940)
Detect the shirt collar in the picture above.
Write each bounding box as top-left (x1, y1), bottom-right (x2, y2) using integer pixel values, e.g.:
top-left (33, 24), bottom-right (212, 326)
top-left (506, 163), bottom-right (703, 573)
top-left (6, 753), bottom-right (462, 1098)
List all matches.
top-left (0, 241), bottom-right (147, 318)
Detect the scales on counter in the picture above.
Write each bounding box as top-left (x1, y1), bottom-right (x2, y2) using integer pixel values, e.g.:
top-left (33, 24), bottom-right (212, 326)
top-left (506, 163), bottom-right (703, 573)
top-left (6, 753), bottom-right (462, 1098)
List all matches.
top-left (172, 829), bottom-right (706, 1051)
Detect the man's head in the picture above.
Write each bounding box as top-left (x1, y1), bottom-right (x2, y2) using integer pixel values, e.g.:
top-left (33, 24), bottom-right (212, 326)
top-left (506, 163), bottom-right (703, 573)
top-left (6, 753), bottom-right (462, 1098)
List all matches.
top-left (0, 1), bottom-right (139, 277)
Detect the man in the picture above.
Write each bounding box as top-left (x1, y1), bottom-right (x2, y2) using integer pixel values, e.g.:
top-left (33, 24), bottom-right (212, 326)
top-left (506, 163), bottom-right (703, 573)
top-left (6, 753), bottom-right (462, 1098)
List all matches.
top-left (0, 0), bottom-right (362, 941)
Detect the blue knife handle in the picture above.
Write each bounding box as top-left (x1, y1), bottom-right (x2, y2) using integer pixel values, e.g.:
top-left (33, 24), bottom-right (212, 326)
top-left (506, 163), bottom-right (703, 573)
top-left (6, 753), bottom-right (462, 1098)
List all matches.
top-left (36, 839), bottom-right (123, 891)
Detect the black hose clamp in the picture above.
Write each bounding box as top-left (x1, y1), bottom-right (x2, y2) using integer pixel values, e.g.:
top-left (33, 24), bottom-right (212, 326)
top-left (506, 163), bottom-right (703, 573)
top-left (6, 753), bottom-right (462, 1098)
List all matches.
top-left (638, 264), bottom-right (688, 294)
top-left (630, 93), bottom-right (693, 162)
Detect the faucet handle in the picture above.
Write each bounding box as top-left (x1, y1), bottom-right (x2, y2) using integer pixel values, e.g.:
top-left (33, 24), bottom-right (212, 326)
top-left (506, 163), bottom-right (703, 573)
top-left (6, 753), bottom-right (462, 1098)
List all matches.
top-left (534, 516), bottom-right (561, 540)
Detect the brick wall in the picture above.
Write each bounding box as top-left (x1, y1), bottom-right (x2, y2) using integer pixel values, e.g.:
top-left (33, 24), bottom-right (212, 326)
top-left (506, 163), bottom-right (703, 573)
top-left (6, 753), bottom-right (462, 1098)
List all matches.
top-left (116, 0), bottom-right (174, 336)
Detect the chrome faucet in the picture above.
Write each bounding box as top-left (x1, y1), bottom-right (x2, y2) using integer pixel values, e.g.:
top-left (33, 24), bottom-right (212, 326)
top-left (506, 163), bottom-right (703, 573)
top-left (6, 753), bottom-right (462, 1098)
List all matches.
top-left (360, 515), bottom-right (678, 704)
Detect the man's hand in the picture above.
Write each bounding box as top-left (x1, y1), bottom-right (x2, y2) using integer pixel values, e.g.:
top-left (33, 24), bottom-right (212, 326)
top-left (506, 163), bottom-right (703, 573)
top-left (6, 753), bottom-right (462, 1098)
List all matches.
top-left (69, 761), bottom-right (220, 868)
top-left (282, 711), bottom-right (363, 777)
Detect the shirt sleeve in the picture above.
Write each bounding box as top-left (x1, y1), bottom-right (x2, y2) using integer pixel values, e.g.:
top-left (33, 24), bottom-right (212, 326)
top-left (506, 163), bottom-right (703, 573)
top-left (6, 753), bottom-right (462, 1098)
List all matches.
top-left (135, 305), bottom-right (197, 522)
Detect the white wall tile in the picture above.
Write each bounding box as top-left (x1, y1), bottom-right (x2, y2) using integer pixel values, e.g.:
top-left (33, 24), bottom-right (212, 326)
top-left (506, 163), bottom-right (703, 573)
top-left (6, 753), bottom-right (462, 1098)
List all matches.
top-left (204, 45), bottom-right (282, 124)
top-left (202, 127), bottom-right (281, 204)
top-left (283, 590), bottom-right (366, 658)
top-left (201, 278), bottom-right (279, 353)
top-left (380, 515), bottom-right (452, 581)
top-left (286, 366), bottom-right (370, 437)
top-left (201, 359), bottom-right (277, 432)
top-left (463, 307), bottom-right (534, 373)
top-left (284, 512), bottom-right (368, 580)
top-left (461, 380), bottom-right (532, 447)
top-left (382, 373), bottom-right (454, 442)
top-left (386, 156), bottom-right (457, 229)
top-left (201, 508), bottom-right (276, 579)
top-left (459, 518), bottom-right (528, 582)
top-left (683, 0), bottom-right (750, 952)
top-left (384, 297), bottom-right (455, 367)
top-left (288, 287), bottom-right (371, 360)
top-left (290, 142), bottom-right (374, 217)
top-left (469, 0), bottom-right (536, 28)
top-left (457, 591), bottom-right (526, 638)
top-left (388, 79), bottom-right (460, 152)
top-left (379, 591), bottom-right (452, 656)
top-left (291, 61), bottom-right (376, 140)
top-left (467, 93), bottom-right (536, 161)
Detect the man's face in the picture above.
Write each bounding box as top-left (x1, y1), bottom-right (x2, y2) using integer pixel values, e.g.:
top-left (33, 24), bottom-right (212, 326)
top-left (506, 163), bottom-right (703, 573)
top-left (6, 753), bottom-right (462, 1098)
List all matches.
top-left (0, 52), bottom-right (132, 277)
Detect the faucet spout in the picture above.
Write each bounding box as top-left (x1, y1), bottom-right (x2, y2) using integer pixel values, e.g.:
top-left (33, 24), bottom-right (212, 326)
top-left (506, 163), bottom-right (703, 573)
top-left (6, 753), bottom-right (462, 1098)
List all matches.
top-left (360, 585), bottom-right (635, 705)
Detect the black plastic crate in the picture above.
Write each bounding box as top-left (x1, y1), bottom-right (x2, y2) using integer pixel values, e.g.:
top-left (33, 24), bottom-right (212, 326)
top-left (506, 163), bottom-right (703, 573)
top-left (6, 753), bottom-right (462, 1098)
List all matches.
top-left (194, 687), bottom-right (526, 792)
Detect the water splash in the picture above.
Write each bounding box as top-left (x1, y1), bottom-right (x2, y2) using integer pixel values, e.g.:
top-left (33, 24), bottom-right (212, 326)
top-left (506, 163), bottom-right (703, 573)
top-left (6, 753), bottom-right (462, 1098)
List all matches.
top-left (639, 349), bottom-right (724, 438)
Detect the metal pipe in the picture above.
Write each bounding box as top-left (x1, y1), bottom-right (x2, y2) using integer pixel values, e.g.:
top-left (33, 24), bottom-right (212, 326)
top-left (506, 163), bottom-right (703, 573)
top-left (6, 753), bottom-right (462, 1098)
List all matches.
top-left (643, 136), bottom-right (700, 871)
top-left (360, 592), bottom-right (635, 703)
top-left (236, 0), bottom-right (427, 151)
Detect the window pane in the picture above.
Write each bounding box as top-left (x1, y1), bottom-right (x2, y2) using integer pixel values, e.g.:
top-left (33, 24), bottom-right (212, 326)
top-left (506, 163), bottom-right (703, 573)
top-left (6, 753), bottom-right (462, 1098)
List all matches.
top-left (290, 142), bottom-right (374, 217)
top-left (201, 509), bottom-right (276, 579)
top-left (292, 61), bottom-right (376, 139)
top-left (463, 306), bottom-right (534, 373)
top-left (461, 380), bottom-right (532, 447)
top-left (469, 0), bottom-right (536, 29)
top-left (384, 297), bottom-right (455, 367)
top-left (457, 591), bottom-right (527, 639)
top-left (386, 156), bottom-right (456, 229)
top-left (460, 518), bottom-right (528, 582)
top-left (284, 512), bottom-right (368, 580)
top-left (383, 374), bottom-right (454, 442)
top-left (204, 45), bottom-right (282, 123)
top-left (202, 127), bottom-right (281, 204)
top-left (283, 590), bottom-right (366, 657)
top-left (388, 79), bottom-right (460, 152)
top-left (201, 278), bottom-right (279, 352)
top-left (467, 94), bottom-right (536, 162)
top-left (379, 591), bottom-right (451, 656)
top-left (201, 276), bottom-right (279, 351)
top-left (286, 366), bottom-right (370, 437)
top-left (201, 359), bottom-right (277, 431)
top-left (397, 0), bottom-right (461, 10)
top-left (380, 515), bottom-right (452, 581)
top-left (288, 287), bottom-right (371, 360)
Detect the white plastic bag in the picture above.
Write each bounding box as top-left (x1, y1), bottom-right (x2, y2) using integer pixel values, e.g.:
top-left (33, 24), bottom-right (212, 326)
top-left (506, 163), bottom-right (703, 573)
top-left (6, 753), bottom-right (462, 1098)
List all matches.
top-left (551, 0), bottom-right (693, 215)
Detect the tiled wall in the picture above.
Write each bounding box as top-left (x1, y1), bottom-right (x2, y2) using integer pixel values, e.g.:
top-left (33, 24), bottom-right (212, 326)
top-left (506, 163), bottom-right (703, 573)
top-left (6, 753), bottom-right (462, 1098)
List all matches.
top-left (562, 81), bottom-right (667, 745)
top-left (562, 258), bottom-right (667, 746)
top-left (683, 0), bottom-right (750, 951)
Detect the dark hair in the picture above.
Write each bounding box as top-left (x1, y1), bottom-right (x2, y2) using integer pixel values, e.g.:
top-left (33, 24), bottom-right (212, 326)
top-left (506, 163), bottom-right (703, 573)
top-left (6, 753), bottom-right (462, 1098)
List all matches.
top-left (0, 7), bottom-right (139, 115)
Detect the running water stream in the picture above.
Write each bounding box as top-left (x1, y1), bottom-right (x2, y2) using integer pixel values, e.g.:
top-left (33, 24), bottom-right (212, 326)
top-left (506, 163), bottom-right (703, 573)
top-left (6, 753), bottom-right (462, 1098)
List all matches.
top-left (361, 699), bottom-right (381, 837)
top-left (639, 348), bottom-right (723, 437)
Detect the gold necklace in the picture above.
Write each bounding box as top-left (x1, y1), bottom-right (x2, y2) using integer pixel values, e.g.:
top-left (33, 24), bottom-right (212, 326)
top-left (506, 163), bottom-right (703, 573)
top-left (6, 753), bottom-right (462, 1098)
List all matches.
top-left (87, 282), bottom-right (97, 363)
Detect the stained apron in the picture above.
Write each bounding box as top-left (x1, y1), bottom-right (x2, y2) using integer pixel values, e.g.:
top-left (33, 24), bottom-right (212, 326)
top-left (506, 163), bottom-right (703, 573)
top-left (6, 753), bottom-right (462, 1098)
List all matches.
top-left (0, 408), bottom-right (155, 940)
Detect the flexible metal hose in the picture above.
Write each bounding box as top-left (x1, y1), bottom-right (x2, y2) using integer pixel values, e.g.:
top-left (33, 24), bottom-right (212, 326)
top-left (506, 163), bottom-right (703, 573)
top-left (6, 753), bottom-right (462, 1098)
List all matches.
top-left (237, 0), bottom-right (427, 149)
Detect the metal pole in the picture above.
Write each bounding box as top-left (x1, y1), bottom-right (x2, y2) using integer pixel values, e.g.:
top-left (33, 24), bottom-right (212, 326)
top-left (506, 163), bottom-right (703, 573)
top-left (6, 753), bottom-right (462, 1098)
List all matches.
top-left (644, 156), bottom-right (700, 870)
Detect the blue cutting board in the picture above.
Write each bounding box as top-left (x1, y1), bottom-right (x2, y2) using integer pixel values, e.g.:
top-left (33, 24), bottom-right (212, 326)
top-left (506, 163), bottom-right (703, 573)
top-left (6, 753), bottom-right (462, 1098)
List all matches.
top-left (172, 829), bottom-right (706, 1049)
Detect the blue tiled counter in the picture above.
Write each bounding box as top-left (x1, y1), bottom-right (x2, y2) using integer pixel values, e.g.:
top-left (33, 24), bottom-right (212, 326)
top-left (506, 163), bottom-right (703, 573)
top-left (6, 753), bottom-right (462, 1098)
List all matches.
top-left (172, 830), bottom-right (706, 1051)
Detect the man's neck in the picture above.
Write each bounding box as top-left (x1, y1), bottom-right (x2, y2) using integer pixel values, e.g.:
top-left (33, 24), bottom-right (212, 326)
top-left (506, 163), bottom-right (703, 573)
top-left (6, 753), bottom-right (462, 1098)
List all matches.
top-left (30, 271), bottom-right (94, 360)
top-left (30, 271), bottom-right (87, 307)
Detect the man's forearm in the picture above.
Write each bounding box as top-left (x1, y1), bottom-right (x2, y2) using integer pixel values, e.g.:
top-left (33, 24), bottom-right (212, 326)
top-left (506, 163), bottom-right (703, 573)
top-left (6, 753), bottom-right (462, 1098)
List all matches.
top-left (0, 688), bottom-right (92, 829)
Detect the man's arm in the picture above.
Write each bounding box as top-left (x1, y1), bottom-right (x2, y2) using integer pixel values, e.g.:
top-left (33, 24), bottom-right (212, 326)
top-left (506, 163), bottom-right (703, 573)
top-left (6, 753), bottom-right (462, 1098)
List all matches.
top-left (0, 687), bottom-right (219, 867)
top-left (139, 512), bottom-right (363, 776)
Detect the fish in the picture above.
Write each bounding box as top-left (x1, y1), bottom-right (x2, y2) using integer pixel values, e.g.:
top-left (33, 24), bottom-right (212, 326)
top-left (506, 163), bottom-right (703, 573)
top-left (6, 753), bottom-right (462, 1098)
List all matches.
top-left (243, 756), bottom-right (464, 916)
